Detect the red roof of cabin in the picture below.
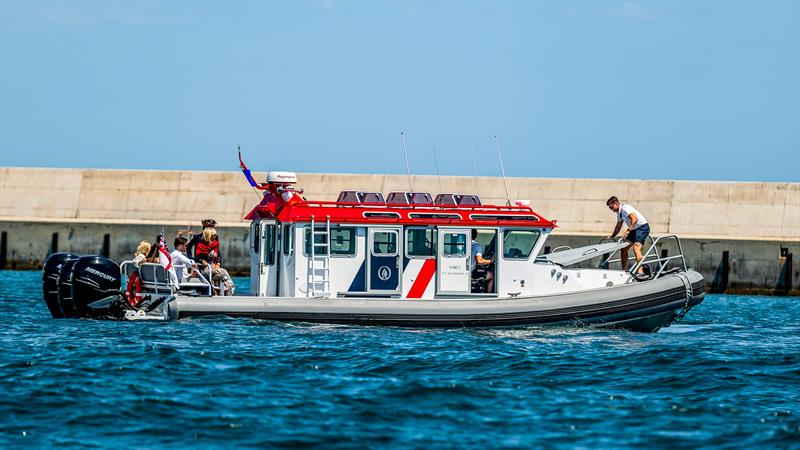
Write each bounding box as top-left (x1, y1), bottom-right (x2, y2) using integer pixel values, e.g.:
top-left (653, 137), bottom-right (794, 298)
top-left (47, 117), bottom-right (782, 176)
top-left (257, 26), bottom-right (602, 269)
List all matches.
top-left (245, 192), bottom-right (556, 228)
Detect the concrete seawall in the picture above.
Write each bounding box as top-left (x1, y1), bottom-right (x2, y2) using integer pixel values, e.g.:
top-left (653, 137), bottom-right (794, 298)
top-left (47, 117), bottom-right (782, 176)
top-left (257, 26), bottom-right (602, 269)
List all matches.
top-left (2, 167), bottom-right (798, 294)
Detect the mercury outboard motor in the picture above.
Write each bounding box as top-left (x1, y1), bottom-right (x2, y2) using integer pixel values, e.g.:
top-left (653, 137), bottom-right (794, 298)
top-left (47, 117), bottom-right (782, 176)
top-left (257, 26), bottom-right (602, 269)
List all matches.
top-left (57, 258), bottom-right (80, 317)
top-left (71, 256), bottom-right (122, 319)
top-left (42, 252), bottom-right (79, 318)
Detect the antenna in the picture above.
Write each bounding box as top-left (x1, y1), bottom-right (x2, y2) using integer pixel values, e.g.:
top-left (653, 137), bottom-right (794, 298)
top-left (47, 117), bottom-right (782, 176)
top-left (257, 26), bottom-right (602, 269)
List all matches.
top-left (432, 145), bottom-right (442, 192)
top-left (494, 135), bottom-right (511, 206)
top-left (469, 136), bottom-right (479, 196)
top-left (400, 132), bottom-right (413, 191)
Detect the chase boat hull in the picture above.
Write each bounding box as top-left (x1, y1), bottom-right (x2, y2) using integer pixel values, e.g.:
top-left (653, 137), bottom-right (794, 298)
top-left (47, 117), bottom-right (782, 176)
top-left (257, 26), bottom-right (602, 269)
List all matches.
top-left (167, 271), bottom-right (705, 332)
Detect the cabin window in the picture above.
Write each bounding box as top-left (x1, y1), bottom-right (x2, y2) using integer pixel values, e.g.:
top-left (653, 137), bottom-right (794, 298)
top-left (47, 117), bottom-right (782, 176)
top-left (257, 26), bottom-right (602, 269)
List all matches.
top-left (503, 230), bottom-right (541, 259)
top-left (470, 214), bottom-right (539, 221)
top-left (406, 227), bottom-right (436, 258)
top-left (408, 213), bottom-right (461, 220)
top-left (253, 222), bottom-right (261, 253)
top-left (263, 225), bottom-right (276, 265)
top-left (372, 230), bottom-right (397, 255)
top-left (283, 225), bottom-right (294, 255)
top-left (442, 232), bottom-right (467, 257)
top-left (304, 226), bottom-right (356, 256)
top-left (363, 212), bottom-right (401, 219)
top-left (331, 228), bottom-right (357, 255)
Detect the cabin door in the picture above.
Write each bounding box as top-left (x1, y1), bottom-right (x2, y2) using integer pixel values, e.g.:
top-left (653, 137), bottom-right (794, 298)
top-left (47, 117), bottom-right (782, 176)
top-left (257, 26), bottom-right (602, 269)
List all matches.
top-left (251, 220), bottom-right (278, 296)
top-left (367, 227), bottom-right (402, 294)
top-left (436, 228), bottom-right (471, 295)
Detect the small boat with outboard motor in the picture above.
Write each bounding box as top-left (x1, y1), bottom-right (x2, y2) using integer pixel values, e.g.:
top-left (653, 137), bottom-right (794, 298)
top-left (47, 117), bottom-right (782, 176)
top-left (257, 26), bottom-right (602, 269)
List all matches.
top-left (42, 168), bottom-right (705, 332)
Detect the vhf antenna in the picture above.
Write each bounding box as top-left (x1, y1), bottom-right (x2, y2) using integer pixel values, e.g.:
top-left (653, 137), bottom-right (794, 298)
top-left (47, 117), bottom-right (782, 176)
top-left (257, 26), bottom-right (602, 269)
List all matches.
top-left (494, 135), bottom-right (512, 206)
top-left (432, 145), bottom-right (442, 192)
top-left (400, 131), bottom-right (413, 191)
top-left (470, 136), bottom-right (479, 196)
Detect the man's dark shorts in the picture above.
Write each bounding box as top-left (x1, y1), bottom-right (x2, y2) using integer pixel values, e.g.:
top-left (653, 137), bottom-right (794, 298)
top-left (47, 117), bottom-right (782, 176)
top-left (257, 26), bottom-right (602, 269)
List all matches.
top-left (625, 223), bottom-right (650, 245)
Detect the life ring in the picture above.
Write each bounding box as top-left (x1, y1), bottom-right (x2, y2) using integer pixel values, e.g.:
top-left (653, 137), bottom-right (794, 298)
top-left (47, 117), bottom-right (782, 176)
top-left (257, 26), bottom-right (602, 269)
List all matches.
top-left (125, 272), bottom-right (143, 308)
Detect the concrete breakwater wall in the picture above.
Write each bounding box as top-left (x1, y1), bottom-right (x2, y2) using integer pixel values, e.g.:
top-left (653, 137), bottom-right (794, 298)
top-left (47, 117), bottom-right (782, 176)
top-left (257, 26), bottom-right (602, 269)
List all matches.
top-left (1, 167), bottom-right (798, 294)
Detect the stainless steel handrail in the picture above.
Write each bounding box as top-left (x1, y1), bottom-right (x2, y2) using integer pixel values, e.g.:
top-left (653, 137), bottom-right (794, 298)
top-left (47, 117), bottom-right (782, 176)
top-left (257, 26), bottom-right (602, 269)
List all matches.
top-left (624, 235), bottom-right (688, 283)
top-left (599, 235), bottom-right (657, 269)
top-left (202, 263), bottom-right (226, 297)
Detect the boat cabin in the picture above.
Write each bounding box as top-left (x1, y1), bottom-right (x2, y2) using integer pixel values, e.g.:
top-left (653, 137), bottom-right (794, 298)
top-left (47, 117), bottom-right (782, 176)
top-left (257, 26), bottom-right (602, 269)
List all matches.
top-left (245, 172), bottom-right (557, 299)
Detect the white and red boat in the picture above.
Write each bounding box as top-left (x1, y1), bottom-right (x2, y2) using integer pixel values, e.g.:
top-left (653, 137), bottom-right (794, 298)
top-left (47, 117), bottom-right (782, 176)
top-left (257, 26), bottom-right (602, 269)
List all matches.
top-left (42, 171), bottom-right (705, 332)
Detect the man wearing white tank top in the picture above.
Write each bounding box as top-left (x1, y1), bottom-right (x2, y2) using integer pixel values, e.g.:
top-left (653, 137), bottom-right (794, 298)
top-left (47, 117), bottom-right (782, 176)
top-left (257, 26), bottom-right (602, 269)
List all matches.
top-left (606, 196), bottom-right (650, 273)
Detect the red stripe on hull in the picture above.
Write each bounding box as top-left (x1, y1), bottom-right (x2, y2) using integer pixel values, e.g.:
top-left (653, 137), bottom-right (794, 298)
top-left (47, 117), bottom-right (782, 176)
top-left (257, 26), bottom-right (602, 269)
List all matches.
top-left (407, 258), bottom-right (436, 299)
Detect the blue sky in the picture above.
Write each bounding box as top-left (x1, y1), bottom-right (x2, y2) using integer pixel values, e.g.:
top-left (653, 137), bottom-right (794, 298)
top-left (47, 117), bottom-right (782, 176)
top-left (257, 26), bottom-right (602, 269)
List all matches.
top-left (1, 1), bottom-right (798, 182)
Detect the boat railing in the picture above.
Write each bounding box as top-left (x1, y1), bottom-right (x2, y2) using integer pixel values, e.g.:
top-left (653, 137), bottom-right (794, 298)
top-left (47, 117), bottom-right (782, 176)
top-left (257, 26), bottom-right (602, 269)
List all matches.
top-left (200, 263), bottom-right (232, 297)
top-left (185, 264), bottom-right (215, 296)
top-left (298, 199), bottom-right (534, 213)
top-left (120, 261), bottom-right (214, 297)
top-left (599, 235), bottom-right (656, 269)
top-left (624, 235), bottom-right (688, 283)
top-left (599, 235), bottom-right (688, 281)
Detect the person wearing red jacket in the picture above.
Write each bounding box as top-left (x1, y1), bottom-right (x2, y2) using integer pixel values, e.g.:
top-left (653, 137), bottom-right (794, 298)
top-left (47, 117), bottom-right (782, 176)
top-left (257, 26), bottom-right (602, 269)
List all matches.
top-left (195, 228), bottom-right (220, 264)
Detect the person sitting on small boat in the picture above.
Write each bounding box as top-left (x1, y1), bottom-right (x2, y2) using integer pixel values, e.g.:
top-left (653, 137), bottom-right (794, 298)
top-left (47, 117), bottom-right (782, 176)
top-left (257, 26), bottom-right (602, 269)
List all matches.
top-left (195, 227), bottom-right (234, 295)
top-left (471, 229), bottom-right (494, 293)
top-left (143, 241), bottom-right (163, 264)
top-left (186, 218), bottom-right (219, 262)
top-left (132, 241), bottom-right (151, 267)
top-left (170, 236), bottom-right (199, 283)
top-left (606, 196), bottom-right (650, 274)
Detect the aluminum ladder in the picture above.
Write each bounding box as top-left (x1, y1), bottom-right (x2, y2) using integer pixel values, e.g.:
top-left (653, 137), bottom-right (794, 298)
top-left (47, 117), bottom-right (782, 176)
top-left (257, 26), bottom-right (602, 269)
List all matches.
top-left (308, 215), bottom-right (331, 298)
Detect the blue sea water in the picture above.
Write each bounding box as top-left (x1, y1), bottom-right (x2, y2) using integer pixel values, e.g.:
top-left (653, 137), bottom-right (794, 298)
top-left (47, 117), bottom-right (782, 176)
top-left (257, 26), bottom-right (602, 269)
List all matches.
top-left (0, 270), bottom-right (798, 449)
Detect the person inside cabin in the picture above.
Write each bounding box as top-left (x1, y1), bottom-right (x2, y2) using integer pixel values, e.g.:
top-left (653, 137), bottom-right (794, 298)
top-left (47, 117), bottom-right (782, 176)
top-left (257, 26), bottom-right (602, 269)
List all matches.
top-left (171, 236), bottom-right (199, 283)
top-left (132, 241), bottom-right (151, 267)
top-left (187, 218), bottom-right (218, 261)
top-left (606, 196), bottom-right (650, 274)
top-left (471, 229), bottom-right (495, 293)
top-left (195, 227), bottom-right (234, 295)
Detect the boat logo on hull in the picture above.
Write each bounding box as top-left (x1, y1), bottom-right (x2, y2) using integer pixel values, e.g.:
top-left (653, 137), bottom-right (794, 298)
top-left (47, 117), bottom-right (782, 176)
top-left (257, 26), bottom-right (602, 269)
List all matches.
top-left (378, 266), bottom-right (391, 281)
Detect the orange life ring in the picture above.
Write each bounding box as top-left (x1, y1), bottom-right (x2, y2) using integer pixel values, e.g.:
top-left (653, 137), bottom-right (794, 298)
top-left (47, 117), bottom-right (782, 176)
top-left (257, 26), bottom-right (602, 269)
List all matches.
top-left (125, 272), bottom-right (143, 308)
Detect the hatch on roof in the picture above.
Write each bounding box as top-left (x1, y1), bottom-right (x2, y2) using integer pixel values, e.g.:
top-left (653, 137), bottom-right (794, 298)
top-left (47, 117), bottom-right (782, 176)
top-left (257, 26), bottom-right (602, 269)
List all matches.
top-left (337, 190), bottom-right (385, 204)
top-left (386, 192), bottom-right (433, 205)
top-left (434, 193), bottom-right (482, 206)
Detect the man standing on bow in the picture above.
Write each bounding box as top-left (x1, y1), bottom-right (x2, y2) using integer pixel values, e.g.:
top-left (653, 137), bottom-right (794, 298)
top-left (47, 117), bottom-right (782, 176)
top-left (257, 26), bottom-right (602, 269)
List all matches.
top-left (606, 196), bottom-right (650, 273)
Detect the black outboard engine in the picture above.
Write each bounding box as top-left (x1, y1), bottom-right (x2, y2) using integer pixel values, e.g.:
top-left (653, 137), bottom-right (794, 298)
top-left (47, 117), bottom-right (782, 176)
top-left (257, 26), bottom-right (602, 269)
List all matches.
top-left (71, 256), bottom-right (123, 319)
top-left (43, 254), bottom-right (123, 319)
top-left (57, 258), bottom-right (80, 317)
top-left (42, 252), bottom-right (79, 318)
